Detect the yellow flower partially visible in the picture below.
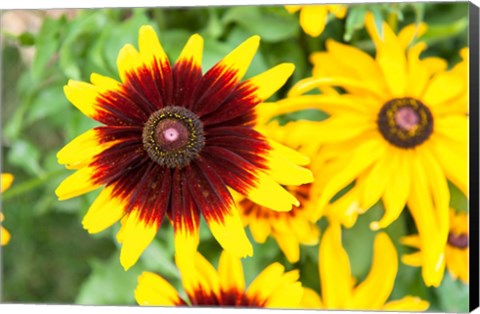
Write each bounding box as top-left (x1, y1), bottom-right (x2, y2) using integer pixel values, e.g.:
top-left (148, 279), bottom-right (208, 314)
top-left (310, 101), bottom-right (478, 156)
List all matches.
top-left (267, 13), bottom-right (468, 287)
top-left (285, 4), bottom-right (347, 37)
top-left (1, 173), bottom-right (14, 246)
top-left (135, 250), bottom-right (304, 308)
top-left (236, 121), bottom-right (321, 263)
top-left (401, 209), bottom-right (469, 284)
top-left (301, 223), bottom-right (429, 311)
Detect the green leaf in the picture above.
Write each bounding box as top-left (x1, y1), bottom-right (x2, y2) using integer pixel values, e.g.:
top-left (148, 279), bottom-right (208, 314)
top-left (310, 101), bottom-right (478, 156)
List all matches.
top-left (18, 31), bottom-right (35, 46)
top-left (435, 272), bottom-right (469, 312)
top-left (25, 83), bottom-right (69, 124)
top-left (75, 251), bottom-right (143, 305)
top-left (222, 6), bottom-right (299, 43)
top-left (31, 16), bottom-right (65, 80)
top-left (449, 181), bottom-right (468, 212)
top-left (344, 5), bottom-right (367, 42)
top-left (6, 139), bottom-right (44, 176)
top-left (422, 17), bottom-right (468, 45)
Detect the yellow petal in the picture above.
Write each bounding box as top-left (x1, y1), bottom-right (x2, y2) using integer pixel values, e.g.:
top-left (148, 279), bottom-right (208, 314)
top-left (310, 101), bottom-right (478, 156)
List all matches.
top-left (401, 252), bottom-right (423, 267)
top-left (358, 152), bottom-right (394, 211)
top-left (274, 232), bottom-right (300, 263)
top-left (206, 203), bottom-right (253, 258)
top-left (263, 271), bottom-right (303, 308)
top-left (423, 71), bottom-right (466, 107)
top-left (215, 35), bottom-right (259, 82)
top-left (119, 211), bottom-right (158, 271)
top-left (371, 150), bottom-right (410, 230)
top-left (1, 173), bottom-right (14, 193)
top-left (400, 235), bottom-right (421, 248)
top-left (365, 13), bottom-right (407, 97)
top-left (176, 33), bottom-right (203, 67)
top-left (245, 63), bottom-right (295, 101)
top-left (116, 44), bottom-right (143, 83)
top-left (299, 5), bottom-right (328, 37)
top-left (267, 138), bottom-right (310, 166)
top-left (64, 80), bottom-right (101, 118)
top-left (328, 5), bottom-right (347, 18)
top-left (319, 223), bottom-right (353, 309)
top-left (264, 140), bottom-right (313, 186)
top-left (173, 224), bottom-right (200, 272)
top-left (82, 185), bottom-right (126, 234)
top-left (246, 171), bottom-right (299, 212)
top-left (300, 287), bottom-right (323, 308)
top-left (427, 135), bottom-right (468, 196)
top-left (407, 155), bottom-right (446, 287)
top-left (285, 5), bottom-right (301, 13)
top-left (397, 22), bottom-right (427, 48)
top-left (351, 232), bottom-right (398, 310)
top-left (405, 42), bottom-right (430, 98)
top-left (382, 296), bottom-right (429, 311)
top-left (248, 217), bottom-right (271, 243)
top-left (218, 250), bottom-right (245, 293)
top-left (180, 252), bottom-right (220, 301)
top-left (318, 137), bottom-right (386, 212)
top-left (55, 166), bottom-right (101, 200)
top-left (434, 115), bottom-right (468, 143)
top-left (57, 129), bottom-right (115, 170)
top-left (138, 25), bottom-right (168, 68)
top-left (135, 271), bottom-right (183, 306)
top-left (325, 40), bottom-right (387, 93)
top-left (1, 226), bottom-right (11, 246)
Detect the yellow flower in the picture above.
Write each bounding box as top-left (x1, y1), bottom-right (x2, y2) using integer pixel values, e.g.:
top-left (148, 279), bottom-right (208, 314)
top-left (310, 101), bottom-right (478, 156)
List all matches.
top-left (285, 4), bottom-right (347, 37)
top-left (135, 250), bottom-right (304, 308)
top-left (236, 121), bottom-right (321, 263)
top-left (401, 209), bottom-right (469, 284)
top-left (301, 223), bottom-right (429, 311)
top-left (269, 13), bottom-right (468, 287)
top-left (1, 173), bottom-right (14, 246)
top-left (55, 25), bottom-right (313, 270)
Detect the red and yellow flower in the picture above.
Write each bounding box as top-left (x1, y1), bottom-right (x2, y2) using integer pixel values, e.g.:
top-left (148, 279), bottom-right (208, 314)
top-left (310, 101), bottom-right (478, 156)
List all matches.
top-left (55, 25), bottom-right (313, 270)
top-left (135, 251), bottom-right (304, 308)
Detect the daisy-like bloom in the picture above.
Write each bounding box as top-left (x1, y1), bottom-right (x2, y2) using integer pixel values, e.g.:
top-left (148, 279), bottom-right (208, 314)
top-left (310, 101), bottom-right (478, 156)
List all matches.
top-left (1, 173), bottom-right (14, 246)
top-left (236, 121), bottom-right (321, 263)
top-left (285, 4), bottom-right (347, 37)
top-left (401, 209), bottom-right (469, 284)
top-left (301, 223), bottom-right (429, 311)
top-left (55, 25), bottom-right (313, 270)
top-left (135, 250), bottom-right (304, 308)
top-left (268, 13), bottom-right (468, 287)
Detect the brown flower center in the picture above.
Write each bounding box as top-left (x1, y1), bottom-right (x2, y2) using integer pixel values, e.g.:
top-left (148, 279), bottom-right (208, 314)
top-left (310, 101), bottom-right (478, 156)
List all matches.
top-left (377, 98), bottom-right (433, 148)
top-left (447, 232), bottom-right (469, 249)
top-left (142, 106), bottom-right (205, 168)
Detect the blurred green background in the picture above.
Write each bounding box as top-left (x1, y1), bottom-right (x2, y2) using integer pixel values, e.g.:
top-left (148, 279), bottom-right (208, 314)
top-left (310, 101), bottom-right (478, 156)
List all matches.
top-left (0, 3), bottom-right (469, 310)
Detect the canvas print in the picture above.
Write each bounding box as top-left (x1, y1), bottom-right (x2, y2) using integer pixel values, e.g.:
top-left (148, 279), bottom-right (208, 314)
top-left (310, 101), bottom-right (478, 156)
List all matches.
top-left (0, 2), bottom-right (475, 312)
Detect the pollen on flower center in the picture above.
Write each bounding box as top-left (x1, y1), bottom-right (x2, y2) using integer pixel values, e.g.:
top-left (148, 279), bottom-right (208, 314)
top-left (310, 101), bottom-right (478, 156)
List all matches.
top-left (143, 106), bottom-right (205, 168)
top-left (447, 232), bottom-right (469, 249)
top-left (377, 98), bottom-right (434, 148)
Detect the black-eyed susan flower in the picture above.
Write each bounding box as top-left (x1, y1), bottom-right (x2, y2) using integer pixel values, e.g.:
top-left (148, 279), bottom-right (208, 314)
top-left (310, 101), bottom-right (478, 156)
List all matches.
top-left (55, 25), bottom-right (313, 270)
top-left (135, 250), bottom-right (304, 308)
top-left (269, 13), bottom-right (468, 287)
top-left (285, 4), bottom-right (347, 37)
top-left (1, 173), bottom-right (14, 246)
top-left (401, 209), bottom-right (469, 284)
top-left (236, 121), bottom-right (321, 263)
top-left (301, 223), bottom-right (429, 311)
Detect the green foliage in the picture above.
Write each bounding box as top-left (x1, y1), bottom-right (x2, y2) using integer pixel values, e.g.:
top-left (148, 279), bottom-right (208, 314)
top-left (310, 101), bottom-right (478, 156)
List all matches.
top-left (0, 3), bottom-right (470, 309)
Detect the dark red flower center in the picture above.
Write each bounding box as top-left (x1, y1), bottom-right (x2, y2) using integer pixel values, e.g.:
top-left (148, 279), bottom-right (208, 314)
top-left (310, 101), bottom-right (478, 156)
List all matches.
top-left (447, 232), bottom-right (469, 249)
top-left (142, 106), bottom-right (205, 168)
top-left (377, 98), bottom-right (433, 148)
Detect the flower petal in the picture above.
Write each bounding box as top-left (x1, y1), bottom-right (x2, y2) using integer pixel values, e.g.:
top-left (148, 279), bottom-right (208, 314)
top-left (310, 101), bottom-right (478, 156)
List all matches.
top-left (218, 250), bottom-right (245, 293)
top-left (382, 296), bottom-right (429, 311)
top-left (55, 166), bottom-right (101, 200)
top-left (299, 5), bottom-right (328, 37)
top-left (319, 223), bottom-right (353, 309)
top-left (351, 232), bottom-right (398, 310)
top-left (1, 173), bottom-right (13, 193)
top-left (300, 287), bottom-right (323, 308)
top-left (118, 210), bottom-right (158, 271)
top-left (135, 271), bottom-right (185, 306)
top-left (244, 63), bottom-right (295, 101)
top-left (215, 35), bottom-right (260, 82)
top-left (82, 185), bottom-right (126, 234)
